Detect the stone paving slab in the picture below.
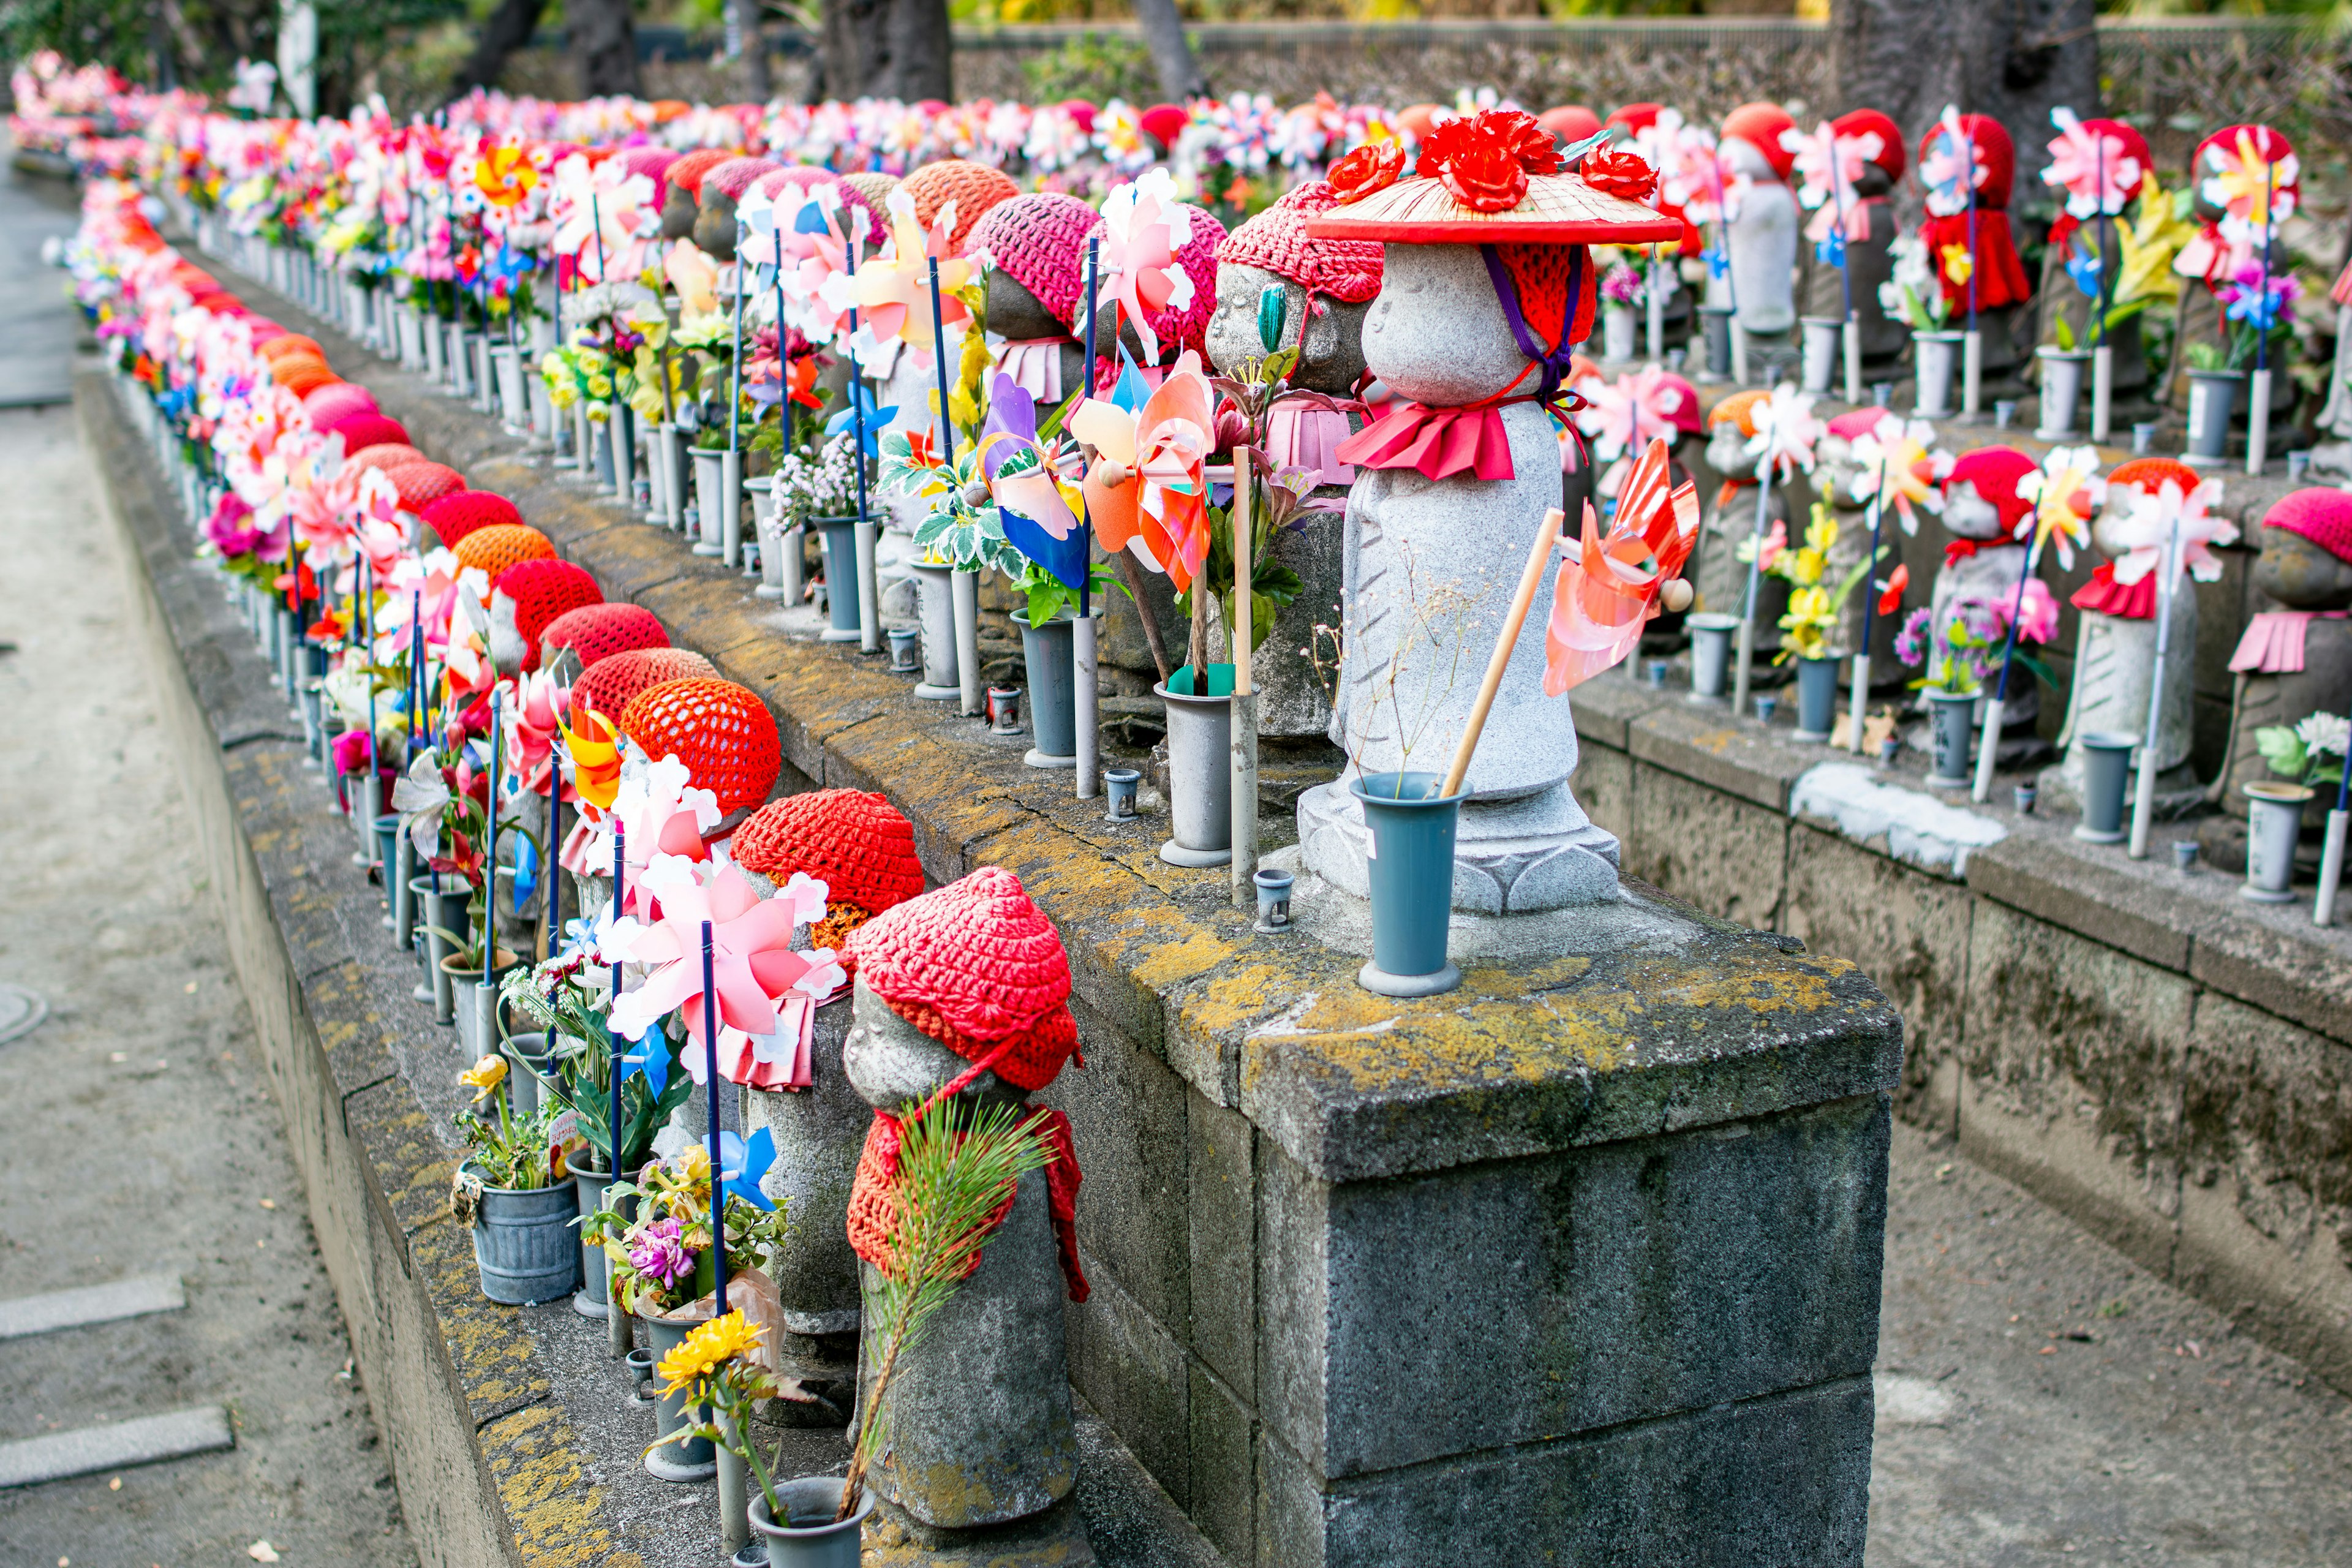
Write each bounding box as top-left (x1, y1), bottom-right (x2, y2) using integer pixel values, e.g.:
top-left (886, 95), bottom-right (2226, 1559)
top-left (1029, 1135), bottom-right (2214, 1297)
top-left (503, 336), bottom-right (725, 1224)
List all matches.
top-left (0, 1273), bottom-right (185, 1341)
top-left (0, 1408), bottom-right (234, 1490)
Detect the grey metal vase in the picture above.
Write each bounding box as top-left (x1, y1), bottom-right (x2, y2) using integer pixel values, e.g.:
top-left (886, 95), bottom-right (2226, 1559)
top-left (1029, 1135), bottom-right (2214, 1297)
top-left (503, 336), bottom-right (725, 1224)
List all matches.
top-left (1156, 665), bottom-right (1233, 868)
top-left (467, 1172), bottom-right (579, 1305)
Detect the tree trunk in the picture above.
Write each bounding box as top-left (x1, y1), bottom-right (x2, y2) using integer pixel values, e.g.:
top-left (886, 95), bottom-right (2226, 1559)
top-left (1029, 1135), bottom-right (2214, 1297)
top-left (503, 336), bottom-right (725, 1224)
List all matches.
top-left (1828, 0), bottom-right (2098, 209)
top-left (734, 0), bottom-right (772, 101)
top-left (821, 0), bottom-right (949, 102)
top-left (1133, 0), bottom-right (1207, 102)
top-left (569, 0), bottom-right (641, 97)
top-left (450, 0), bottom-right (547, 98)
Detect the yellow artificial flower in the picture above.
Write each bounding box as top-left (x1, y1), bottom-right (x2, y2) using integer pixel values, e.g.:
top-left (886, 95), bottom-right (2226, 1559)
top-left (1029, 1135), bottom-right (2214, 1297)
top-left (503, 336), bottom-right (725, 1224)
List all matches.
top-left (676, 1144), bottom-right (711, 1189)
top-left (2109, 176), bottom-right (2197, 309)
top-left (1939, 244), bottom-right (1973, 288)
top-left (459, 1055), bottom-right (508, 1102)
top-left (657, 1310), bottom-right (764, 1394)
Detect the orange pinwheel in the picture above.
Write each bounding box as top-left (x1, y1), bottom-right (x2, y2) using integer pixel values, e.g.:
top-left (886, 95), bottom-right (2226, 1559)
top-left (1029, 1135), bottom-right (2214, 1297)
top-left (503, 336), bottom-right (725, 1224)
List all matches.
top-left (1071, 352), bottom-right (1215, 592)
top-left (561, 706), bottom-right (622, 814)
top-left (475, 144), bottom-right (538, 208)
top-left (1544, 437), bottom-right (1699, 695)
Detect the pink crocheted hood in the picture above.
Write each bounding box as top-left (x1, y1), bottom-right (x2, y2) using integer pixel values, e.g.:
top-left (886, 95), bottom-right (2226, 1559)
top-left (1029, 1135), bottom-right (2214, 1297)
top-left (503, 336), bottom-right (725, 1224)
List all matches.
top-left (1215, 179), bottom-right (1381, 304)
top-left (970, 192), bottom-right (1100, 329)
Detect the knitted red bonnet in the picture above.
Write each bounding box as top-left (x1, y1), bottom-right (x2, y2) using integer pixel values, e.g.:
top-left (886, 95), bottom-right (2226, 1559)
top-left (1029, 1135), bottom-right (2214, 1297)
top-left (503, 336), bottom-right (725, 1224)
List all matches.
top-left (732, 788), bottom-right (927, 919)
top-left (572, 646), bottom-right (716, 722)
top-left (491, 557), bottom-right (601, 672)
top-left (539, 601), bottom-right (668, 669)
top-left (1216, 179), bottom-right (1382, 306)
top-left (418, 490), bottom-right (522, 551)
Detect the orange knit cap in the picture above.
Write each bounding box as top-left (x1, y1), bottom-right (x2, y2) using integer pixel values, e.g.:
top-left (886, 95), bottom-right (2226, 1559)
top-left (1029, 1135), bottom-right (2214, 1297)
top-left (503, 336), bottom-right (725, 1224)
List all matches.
top-left (2105, 458), bottom-right (2202, 497)
top-left (666, 147), bottom-right (734, 201)
top-left (573, 646), bottom-right (716, 721)
top-left (842, 865), bottom-right (1076, 1091)
top-left (271, 357), bottom-right (339, 398)
top-left (617, 678), bottom-right (780, 818)
top-left (1707, 388), bottom-right (1768, 437)
top-left (733, 789), bottom-right (926, 918)
top-left (902, 159), bottom-right (1020, 255)
top-left (257, 334), bottom-right (322, 363)
top-left (453, 522), bottom-right (556, 581)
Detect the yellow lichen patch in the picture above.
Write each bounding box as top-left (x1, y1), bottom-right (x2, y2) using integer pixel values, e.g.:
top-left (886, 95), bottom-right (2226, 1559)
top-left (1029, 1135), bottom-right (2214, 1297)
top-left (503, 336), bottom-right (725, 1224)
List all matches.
top-left (1183, 957), bottom-right (1318, 1038)
top-left (1129, 928), bottom-right (1237, 993)
top-left (482, 1400), bottom-right (631, 1568)
top-left (1458, 954), bottom-right (1595, 1000)
top-left (1687, 728), bottom-right (1736, 755)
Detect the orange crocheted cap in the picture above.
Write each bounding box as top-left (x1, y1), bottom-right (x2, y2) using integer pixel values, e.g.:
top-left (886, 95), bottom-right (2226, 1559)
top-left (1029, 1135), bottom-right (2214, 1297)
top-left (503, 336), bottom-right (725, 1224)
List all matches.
top-left (970, 192), bottom-right (1098, 328)
top-left (492, 557), bottom-right (601, 671)
top-left (257, 334), bottom-right (322, 363)
top-left (903, 159), bottom-right (1020, 255)
top-left (348, 442), bottom-right (424, 472)
top-left (843, 866), bottom-right (1076, 1090)
top-left (453, 522), bottom-right (556, 581)
top-left (732, 789), bottom-right (926, 918)
top-left (540, 601), bottom-right (667, 669)
top-left (573, 646), bottom-right (715, 722)
top-left (1217, 180), bottom-right (1383, 304)
top-left (617, 677), bottom-right (780, 818)
top-left (382, 461), bottom-right (467, 513)
top-left (271, 357), bottom-right (339, 398)
top-left (2105, 458), bottom-right (2202, 497)
top-left (666, 147), bottom-right (734, 200)
top-left (1707, 388), bottom-right (1769, 436)
top-left (418, 490), bottom-right (521, 550)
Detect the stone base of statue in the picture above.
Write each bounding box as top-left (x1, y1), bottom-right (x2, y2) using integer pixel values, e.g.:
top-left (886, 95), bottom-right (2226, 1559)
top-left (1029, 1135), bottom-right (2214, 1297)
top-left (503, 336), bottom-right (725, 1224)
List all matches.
top-left (862, 1493), bottom-right (1096, 1568)
top-left (1297, 775), bottom-right (1623, 914)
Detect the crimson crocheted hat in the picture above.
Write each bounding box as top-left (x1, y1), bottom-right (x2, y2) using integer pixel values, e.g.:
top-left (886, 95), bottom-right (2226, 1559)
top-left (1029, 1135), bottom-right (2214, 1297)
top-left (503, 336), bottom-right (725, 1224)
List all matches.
top-left (755, 165), bottom-right (835, 204)
top-left (303, 382), bottom-right (377, 428)
top-left (702, 156), bottom-right (781, 203)
top-left (617, 678), bottom-right (780, 818)
top-left (1722, 103), bottom-right (1799, 183)
top-left (843, 865), bottom-right (1076, 1090)
top-left (573, 646), bottom-right (716, 722)
top-left (2263, 488), bottom-right (2352, 567)
top-left (1916, 114), bottom-right (2016, 208)
top-left (733, 789), bottom-right (926, 918)
top-left (540, 601), bottom-right (667, 669)
top-left (1943, 447), bottom-right (2038, 534)
top-left (492, 557), bottom-right (601, 672)
top-left (453, 522), bottom-right (556, 581)
top-left (1824, 407), bottom-right (1896, 442)
top-left (1833, 109), bottom-right (1905, 182)
top-left (2105, 458), bottom-right (2202, 498)
top-left (418, 490), bottom-right (522, 551)
top-left (348, 442), bottom-right (425, 472)
top-left (382, 461), bottom-right (467, 513)
top-left (666, 147), bottom-right (734, 201)
top-left (1216, 179), bottom-right (1382, 304)
top-left (970, 192), bottom-right (1098, 327)
top-left (328, 412), bottom-right (410, 453)
top-left (902, 159), bottom-right (1020, 254)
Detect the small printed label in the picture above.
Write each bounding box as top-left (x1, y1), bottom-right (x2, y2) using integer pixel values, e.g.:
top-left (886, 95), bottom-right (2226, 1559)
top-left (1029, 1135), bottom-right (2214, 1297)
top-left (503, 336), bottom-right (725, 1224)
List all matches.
top-left (2188, 382), bottom-right (2209, 432)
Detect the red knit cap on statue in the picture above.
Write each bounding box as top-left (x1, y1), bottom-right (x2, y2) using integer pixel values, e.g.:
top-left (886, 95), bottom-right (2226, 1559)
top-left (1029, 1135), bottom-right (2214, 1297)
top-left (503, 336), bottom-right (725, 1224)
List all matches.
top-left (348, 442), bottom-right (425, 473)
top-left (2105, 458), bottom-right (2202, 499)
top-left (970, 192), bottom-right (1099, 328)
top-left (383, 461), bottom-right (467, 513)
top-left (843, 865), bottom-right (1077, 1091)
top-left (453, 522), bottom-right (556, 581)
top-left (540, 601), bottom-right (668, 670)
top-left (2263, 488), bottom-right (2352, 567)
top-left (1833, 109), bottom-right (1905, 182)
top-left (902, 159), bottom-right (1020, 254)
top-left (328, 412), bottom-right (410, 453)
top-left (1217, 180), bottom-right (1382, 304)
top-left (491, 557), bottom-right (601, 672)
top-left (733, 788), bottom-right (926, 933)
top-left (1943, 447), bottom-right (2039, 536)
top-left (304, 382), bottom-right (377, 429)
top-left (1721, 103), bottom-right (1798, 182)
top-left (418, 490), bottom-right (522, 551)
top-left (617, 678), bottom-right (780, 818)
top-left (666, 147), bottom-right (734, 202)
top-left (573, 646), bottom-right (716, 722)
top-left (1917, 114), bottom-right (2016, 208)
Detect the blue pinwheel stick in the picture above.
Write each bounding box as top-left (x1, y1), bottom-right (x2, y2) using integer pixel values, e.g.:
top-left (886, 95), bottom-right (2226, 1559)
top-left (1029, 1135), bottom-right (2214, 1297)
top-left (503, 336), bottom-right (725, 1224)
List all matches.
top-left (484, 688), bottom-right (500, 990)
top-left (609, 823), bottom-right (625, 1173)
top-left (701, 919), bottom-right (725, 1309)
top-left (1083, 235), bottom-right (1099, 621)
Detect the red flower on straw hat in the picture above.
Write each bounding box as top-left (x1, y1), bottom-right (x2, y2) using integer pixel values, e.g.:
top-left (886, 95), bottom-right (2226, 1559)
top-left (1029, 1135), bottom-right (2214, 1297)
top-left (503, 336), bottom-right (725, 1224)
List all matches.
top-left (1417, 108), bottom-right (1561, 213)
top-left (1581, 149), bottom-right (1658, 204)
top-left (1328, 141), bottom-right (1406, 205)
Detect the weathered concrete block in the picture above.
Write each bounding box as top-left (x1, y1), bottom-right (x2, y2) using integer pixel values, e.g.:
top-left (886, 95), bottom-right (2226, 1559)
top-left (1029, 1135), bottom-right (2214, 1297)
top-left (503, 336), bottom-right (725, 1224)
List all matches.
top-left (1048, 1004), bottom-right (1192, 1338)
top-left (1258, 1094), bottom-right (1889, 1479)
top-left (1188, 1360), bottom-right (1255, 1566)
top-left (1186, 1091), bottom-right (1257, 1403)
top-left (1570, 731), bottom-right (1635, 848)
top-left (1627, 762), bottom-right (1789, 929)
top-left (1064, 1257), bottom-right (1189, 1510)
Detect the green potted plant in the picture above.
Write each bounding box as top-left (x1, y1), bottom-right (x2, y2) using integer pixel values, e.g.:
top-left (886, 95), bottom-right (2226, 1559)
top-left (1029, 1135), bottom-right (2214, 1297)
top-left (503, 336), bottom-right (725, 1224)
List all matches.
top-left (448, 1056), bottom-right (576, 1306)
top-left (1744, 501), bottom-right (1884, 743)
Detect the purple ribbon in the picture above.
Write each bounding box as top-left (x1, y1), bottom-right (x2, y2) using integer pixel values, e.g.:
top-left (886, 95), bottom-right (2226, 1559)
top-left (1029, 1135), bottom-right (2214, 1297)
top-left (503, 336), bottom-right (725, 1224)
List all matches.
top-left (1480, 243), bottom-right (1586, 404)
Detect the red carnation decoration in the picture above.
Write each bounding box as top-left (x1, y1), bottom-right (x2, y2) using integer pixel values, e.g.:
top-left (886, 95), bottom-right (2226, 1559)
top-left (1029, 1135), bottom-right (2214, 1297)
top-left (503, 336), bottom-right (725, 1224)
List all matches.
top-left (1416, 108), bottom-right (1561, 214)
top-left (1582, 149), bottom-right (1659, 203)
top-left (1328, 141), bottom-right (1406, 205)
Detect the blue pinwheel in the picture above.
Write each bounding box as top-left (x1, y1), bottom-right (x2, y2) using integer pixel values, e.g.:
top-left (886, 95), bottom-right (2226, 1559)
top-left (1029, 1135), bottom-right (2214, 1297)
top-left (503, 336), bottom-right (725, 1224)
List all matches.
top-left (2065, 250), bottom-right (2104, 300)
top-left (1814, 230), bottom-right (1845, 268)
top-left (717, 1128), bottom-right (776, 1211)
top-left (1703, 246), bottom-right (1730, 281)
top-left (826, 379), bottom-right (894, 459)
top-left (616, 1021), bottom-right (670, 1096)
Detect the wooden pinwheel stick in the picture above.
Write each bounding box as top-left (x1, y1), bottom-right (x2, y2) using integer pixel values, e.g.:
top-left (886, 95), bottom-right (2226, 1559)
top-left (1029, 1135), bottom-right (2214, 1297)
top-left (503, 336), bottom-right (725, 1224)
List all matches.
top-left (1441, 508), bottom-right (1567, 801)
top-left (1123, 554), bottom-right (1172, 685)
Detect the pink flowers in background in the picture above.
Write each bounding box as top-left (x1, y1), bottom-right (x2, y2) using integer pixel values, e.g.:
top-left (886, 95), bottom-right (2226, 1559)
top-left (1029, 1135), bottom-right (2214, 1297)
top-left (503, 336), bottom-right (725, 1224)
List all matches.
top-left (2011, 578), bottom-right (2060, 645)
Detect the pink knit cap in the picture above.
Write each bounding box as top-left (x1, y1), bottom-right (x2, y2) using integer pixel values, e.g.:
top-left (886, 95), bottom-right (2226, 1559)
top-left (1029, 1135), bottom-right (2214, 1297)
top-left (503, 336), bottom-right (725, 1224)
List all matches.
top-left (1215, 180), bottom-right (1381, 304)
top-left (1823, 407), bottom-right (1898, 442)
top-left (622, 146), bottom-right (680, 209)
top-left (702, 156), bottom-right (780, 202)
top-left (754, 165), bottom-right (837, 203)
top-left (1090, 201), bottom-right (1226, 360)
top-left (970, 192), bottom-right (1099, 328)
top-left (304, 382), bottom-right (379, 429)
top-left (2263, 488), bottom-right (2352, 567)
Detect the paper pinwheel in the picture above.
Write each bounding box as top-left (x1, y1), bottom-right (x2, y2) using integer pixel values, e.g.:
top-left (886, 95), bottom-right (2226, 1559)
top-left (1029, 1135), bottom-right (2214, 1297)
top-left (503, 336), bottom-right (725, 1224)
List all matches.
top-left (1573, 366), bottom-right (1692, 466)
top-left (1095, 168), bottom-right (1195, 367)
top-left (824, 378), bottom-right (894, 459)
top-left (1072, 350), bottom-right (1215, 592)
top-left (2011, 446), bottom-right (2104, 571)
top-left (716, 1128), bottom-right (777, 1211)
top-left (475, 144), bottom-right (537, 209)
top-left (979, 372), bottom-right (1087, 590)
top-left (846, 187), bottom-right (973, 362)
top-left (1845, 415), bottom-right (1945, 536)
top-left (2109, 477), bottom-right (2237, 588)
top-left (605, 857), bottom-right (839, 1067)
top-left (1783, 120), bottom-right (1875, 247)
top-left (2201, 127), bottom-right (2297, 244)
top-left (1920, 107), bottom-right (1987, 219)
top-left (1545, 438), bottom-right (1700, 695)
top-left (1744, 384), bottom-right (1823, 483)
top-left (2043, 109), bottom-right (2140, 220)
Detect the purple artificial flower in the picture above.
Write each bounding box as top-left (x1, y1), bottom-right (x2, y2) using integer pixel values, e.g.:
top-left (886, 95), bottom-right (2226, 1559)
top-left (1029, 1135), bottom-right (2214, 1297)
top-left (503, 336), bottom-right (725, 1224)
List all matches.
top-left (628, 1215), bottom-right (693, 1287)
top-left (1893, 606), bottom-right (1932, 667)
top-left (205, 492), bottom-right (263, 558)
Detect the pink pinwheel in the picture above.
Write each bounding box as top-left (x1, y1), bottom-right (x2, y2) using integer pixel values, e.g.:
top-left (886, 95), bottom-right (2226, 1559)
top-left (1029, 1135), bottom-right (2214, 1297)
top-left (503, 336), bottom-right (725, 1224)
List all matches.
top-left (769, 184), bottom-right (856, 345)
top-left (1663, 123), bottom-right (1743, 226)
top-left (2110, 478), bottom-right (2238, 589)
top-left (1096, 168), bottom-right (1194, 366)
top-left (1743, 384), bottom-right (1823, 482)
top-left (2201, 126), bottom-right (2299, 246)
top-left (504, 669), bottom-right (571, 795)
top-left (1782, 120), bottom-right (1875, 245)
top-left (350, 468), bottom-right (410, 581)
top-left (549, 152), bottom-right (660, 284)
top-left (1920, 106), bottom-right (1988, 219)
top-left (605, 857), bottom-right (839, 1063)
top-left (846, 187), bottom-right (973, 361)
top-left (609, 755), bottom-right (721, 916)
top-left (1845, 415), bottom-right (1946, 536)
top-left (2043, 108), bottom-right (2141, 220)
top-left (1573, 366), bottom-right (1692, 466)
